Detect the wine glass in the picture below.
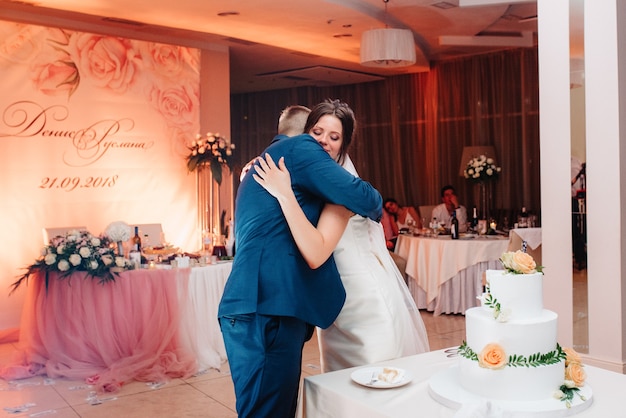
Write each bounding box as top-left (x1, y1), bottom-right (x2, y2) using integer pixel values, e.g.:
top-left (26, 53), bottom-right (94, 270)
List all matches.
top-left (406, 219), bottom-right (416, 235)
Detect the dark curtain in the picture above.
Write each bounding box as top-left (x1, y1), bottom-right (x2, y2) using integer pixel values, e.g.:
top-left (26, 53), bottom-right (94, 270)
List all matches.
top-left (230, 48), bottom-right (540, 225)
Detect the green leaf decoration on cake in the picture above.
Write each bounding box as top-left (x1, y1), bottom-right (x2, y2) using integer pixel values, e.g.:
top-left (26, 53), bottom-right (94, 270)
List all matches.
top-left (555, 383), bottom-right (586, 408)
top-left (458, 342), bottom-right (566, 368)
top-left (483, 290), bottom-right (501, 319)
top-left (458, 341), bottom-right (478, 361)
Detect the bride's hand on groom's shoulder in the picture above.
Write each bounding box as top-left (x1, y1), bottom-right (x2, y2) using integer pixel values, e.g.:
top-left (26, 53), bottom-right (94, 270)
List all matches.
top-left (253, 154), bottom-right (293, 200)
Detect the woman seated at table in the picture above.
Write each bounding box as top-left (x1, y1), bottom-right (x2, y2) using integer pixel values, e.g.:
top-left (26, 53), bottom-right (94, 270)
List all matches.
top-left (253, 100), bottom-right (429, 372)
top-left (383, 198), bottom-right (422, 233)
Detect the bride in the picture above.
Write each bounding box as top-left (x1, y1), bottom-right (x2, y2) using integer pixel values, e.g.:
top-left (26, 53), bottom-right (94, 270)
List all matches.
top-left (253, 99), bottom-right (429, 372)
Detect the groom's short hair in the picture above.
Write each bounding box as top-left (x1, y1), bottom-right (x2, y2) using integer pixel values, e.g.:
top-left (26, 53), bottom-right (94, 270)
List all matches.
top-left (278, 105), bottom-right (311, 136)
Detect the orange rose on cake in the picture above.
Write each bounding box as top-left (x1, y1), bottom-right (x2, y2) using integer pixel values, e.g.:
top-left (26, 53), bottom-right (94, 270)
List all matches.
top-left (500, 250), bottom-right (538, 274)
top-left (564, 347), bottom-right (586, 387)
top-left (478, 343), bottom-right (507, 370)
top-left (563, 347), bottom-right (582, 366)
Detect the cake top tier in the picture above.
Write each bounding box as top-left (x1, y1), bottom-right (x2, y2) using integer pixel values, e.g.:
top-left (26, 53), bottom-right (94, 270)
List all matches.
top-left (483, 269), bottom-right (544, 321)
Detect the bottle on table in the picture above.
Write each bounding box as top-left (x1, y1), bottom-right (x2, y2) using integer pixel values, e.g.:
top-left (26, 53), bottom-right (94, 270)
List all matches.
top-left (471, 207), bottom-right (479, 231)
top-left (130, 226), bottom-right (142, 268)
top-left (430, 217), bottom-right (439, 236)
top-left (451, 211), bottom-right (459, 239)
top-left (132, 226), bottom-right (142, 252)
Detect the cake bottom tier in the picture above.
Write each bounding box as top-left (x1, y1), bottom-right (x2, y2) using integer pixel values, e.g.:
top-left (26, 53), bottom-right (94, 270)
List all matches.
top-left (459, 357), bottom-right (564, 401)
top-left (430, 365), bottom-right (593, 416)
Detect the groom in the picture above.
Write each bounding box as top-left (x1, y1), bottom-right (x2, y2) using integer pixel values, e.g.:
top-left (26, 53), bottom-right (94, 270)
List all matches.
top-left (218, 105), bottom-right (382, 418)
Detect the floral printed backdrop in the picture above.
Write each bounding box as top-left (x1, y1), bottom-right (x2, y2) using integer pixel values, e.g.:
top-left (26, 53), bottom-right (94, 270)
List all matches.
top-left (0, 20), bottom-right (208, 331)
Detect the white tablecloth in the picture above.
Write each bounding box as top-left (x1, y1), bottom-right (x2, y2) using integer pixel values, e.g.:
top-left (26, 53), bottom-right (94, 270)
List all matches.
top-left (178, 262), bottom-right (232, 372)
top-left (302, 349), bottom-right (622, 418)
top-left (510, 227), bottom-right (542, 250)
top-left (395, 235), bottom-right (509, 315)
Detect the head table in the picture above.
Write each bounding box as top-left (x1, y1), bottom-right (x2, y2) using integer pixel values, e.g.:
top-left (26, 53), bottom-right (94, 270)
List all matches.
top-left (300, 348), bottom-right (622, 418)
top-left (0, 262), bottom-right (232, 392)
top-left (394, 234), bottom-right (509, 315)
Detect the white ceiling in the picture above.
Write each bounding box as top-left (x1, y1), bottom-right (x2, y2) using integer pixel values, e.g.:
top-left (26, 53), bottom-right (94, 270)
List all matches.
top-left (0, 0), bottom-right (583, 94)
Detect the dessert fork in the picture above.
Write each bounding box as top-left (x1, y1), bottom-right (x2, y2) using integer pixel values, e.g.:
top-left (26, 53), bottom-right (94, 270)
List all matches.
top-left (367, 371), bottom-right (378, 385)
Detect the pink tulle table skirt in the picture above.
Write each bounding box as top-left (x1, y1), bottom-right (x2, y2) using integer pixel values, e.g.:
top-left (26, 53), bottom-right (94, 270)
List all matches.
top-left (0, 263), bottom-right (232, 392)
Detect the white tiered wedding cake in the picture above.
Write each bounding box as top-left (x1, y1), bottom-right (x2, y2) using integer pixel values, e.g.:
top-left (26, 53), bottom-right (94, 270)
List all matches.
top-left (458, 268), bottom-right (564, 401)
top-left (429, 250), bottom-right (591, 415)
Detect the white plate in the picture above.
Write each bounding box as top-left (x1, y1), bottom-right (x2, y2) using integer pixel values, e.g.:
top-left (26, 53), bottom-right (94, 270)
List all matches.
top-left (459, 233), bottom-right (476, 240)
top-left (350, 367), bottom-right (412, 389)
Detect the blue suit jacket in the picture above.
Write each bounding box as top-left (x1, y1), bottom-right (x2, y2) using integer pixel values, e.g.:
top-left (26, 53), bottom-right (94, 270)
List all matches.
top-left (218, 133), bottom-right (382, 328)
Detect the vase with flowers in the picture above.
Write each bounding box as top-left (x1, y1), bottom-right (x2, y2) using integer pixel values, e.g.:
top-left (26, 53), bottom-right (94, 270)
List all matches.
top-left (186, 132), bottom-right (235, 185)
top-left (463, 154), bottom-right (501, 220)
top-left (105, 221), bottom-right (132, 256)
top-left (187, 132), bottom-right (235, 245)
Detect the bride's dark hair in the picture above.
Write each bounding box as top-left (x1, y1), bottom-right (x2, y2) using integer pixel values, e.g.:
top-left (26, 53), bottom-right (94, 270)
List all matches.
top-left (303, 98), bottom-right (356, 165)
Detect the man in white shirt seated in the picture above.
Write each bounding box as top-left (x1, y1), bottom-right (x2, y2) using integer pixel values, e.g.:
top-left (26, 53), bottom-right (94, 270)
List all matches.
top-left (432, 185), bottom-right (468, 233)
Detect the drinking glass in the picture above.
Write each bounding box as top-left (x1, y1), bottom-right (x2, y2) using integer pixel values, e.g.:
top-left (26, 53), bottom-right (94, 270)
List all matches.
top-left (407, 219), bottom-right (416, 235)
top-left (430, 219), bottom-right (440, 237)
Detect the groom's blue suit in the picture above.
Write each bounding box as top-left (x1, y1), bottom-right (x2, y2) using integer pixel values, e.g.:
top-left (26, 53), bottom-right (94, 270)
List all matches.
top-left (218, 133), bottom-right (382, 417)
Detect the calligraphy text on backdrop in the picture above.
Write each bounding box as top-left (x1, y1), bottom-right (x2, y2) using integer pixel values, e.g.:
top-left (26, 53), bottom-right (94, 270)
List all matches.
top-left (1, 101), bottom-right (154, 167)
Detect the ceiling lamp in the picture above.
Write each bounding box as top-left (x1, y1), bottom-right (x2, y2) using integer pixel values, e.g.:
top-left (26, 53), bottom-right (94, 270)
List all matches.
top-left (360, 0), bottom-right (416, 68)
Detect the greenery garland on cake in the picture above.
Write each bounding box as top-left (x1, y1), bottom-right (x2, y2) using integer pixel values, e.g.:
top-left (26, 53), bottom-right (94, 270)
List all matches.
top-left (458, 341), bottom-right (566, 369)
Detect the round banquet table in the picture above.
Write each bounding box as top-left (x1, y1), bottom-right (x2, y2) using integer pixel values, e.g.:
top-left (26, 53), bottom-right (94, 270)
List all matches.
top-left (394, 234), bottom-right (509, 315)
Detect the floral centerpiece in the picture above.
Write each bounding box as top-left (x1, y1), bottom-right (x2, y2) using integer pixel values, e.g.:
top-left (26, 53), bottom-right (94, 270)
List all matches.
top-left (11, 229), bottom-right (132, 294)
top-left (186, 132), bottom-right (235, 185)
top-left (464, 154), bottom-right (501, 183)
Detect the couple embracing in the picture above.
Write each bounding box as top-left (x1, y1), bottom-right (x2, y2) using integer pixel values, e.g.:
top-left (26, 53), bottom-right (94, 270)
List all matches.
top-left (218, 99), bottom-right (429, 417)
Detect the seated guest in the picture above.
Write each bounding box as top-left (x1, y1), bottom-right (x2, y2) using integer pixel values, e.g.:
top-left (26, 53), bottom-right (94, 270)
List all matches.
top-left (383, 198), bottom-right (422, 235)
top-left (432, 185), bottom-right (468, 233)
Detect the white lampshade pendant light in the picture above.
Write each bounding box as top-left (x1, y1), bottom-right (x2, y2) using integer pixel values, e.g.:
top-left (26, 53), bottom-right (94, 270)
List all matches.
top-left (360, 28), bottom-right (416, 68)
top-left (360, 0), bottom-right (416, 68)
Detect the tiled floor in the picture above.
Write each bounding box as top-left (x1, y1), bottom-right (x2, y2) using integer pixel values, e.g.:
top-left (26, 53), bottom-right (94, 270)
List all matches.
top-left (0, 269), bottom-right (587, 418)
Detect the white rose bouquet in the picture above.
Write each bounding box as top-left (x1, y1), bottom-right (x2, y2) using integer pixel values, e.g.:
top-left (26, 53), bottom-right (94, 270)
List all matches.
top-left (11, 229), bottom-right (131, 294)
top-left (464, 154), bottom-right (501, 183)
top-left (105, 221), bottom-right (132, 242)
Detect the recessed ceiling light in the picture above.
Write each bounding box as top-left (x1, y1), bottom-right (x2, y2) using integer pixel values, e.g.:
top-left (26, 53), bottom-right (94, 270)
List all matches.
top-left (333, 33), bottom-right (352, 38)
top-left (217, 11), bottom-right (240, 17)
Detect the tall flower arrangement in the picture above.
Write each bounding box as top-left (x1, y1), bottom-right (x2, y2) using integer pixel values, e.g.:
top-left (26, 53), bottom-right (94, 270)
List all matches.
top-left (11, 229), bottom-right (131, 294)
top-left (186, 132), bottom-right (235, 185)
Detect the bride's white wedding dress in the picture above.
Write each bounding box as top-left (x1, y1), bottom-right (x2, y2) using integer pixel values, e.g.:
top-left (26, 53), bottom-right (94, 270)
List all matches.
top-left (317, 157), bottom-right (430, 373)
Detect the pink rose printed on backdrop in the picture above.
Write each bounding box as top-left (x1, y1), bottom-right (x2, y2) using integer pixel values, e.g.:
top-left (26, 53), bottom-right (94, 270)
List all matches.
top-left (0, 22), bottom-right (200, 141)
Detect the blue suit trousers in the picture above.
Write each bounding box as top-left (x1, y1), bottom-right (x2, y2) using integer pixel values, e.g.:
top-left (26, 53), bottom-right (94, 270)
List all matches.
top-left (219, 313), bottom-right (313, 418)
